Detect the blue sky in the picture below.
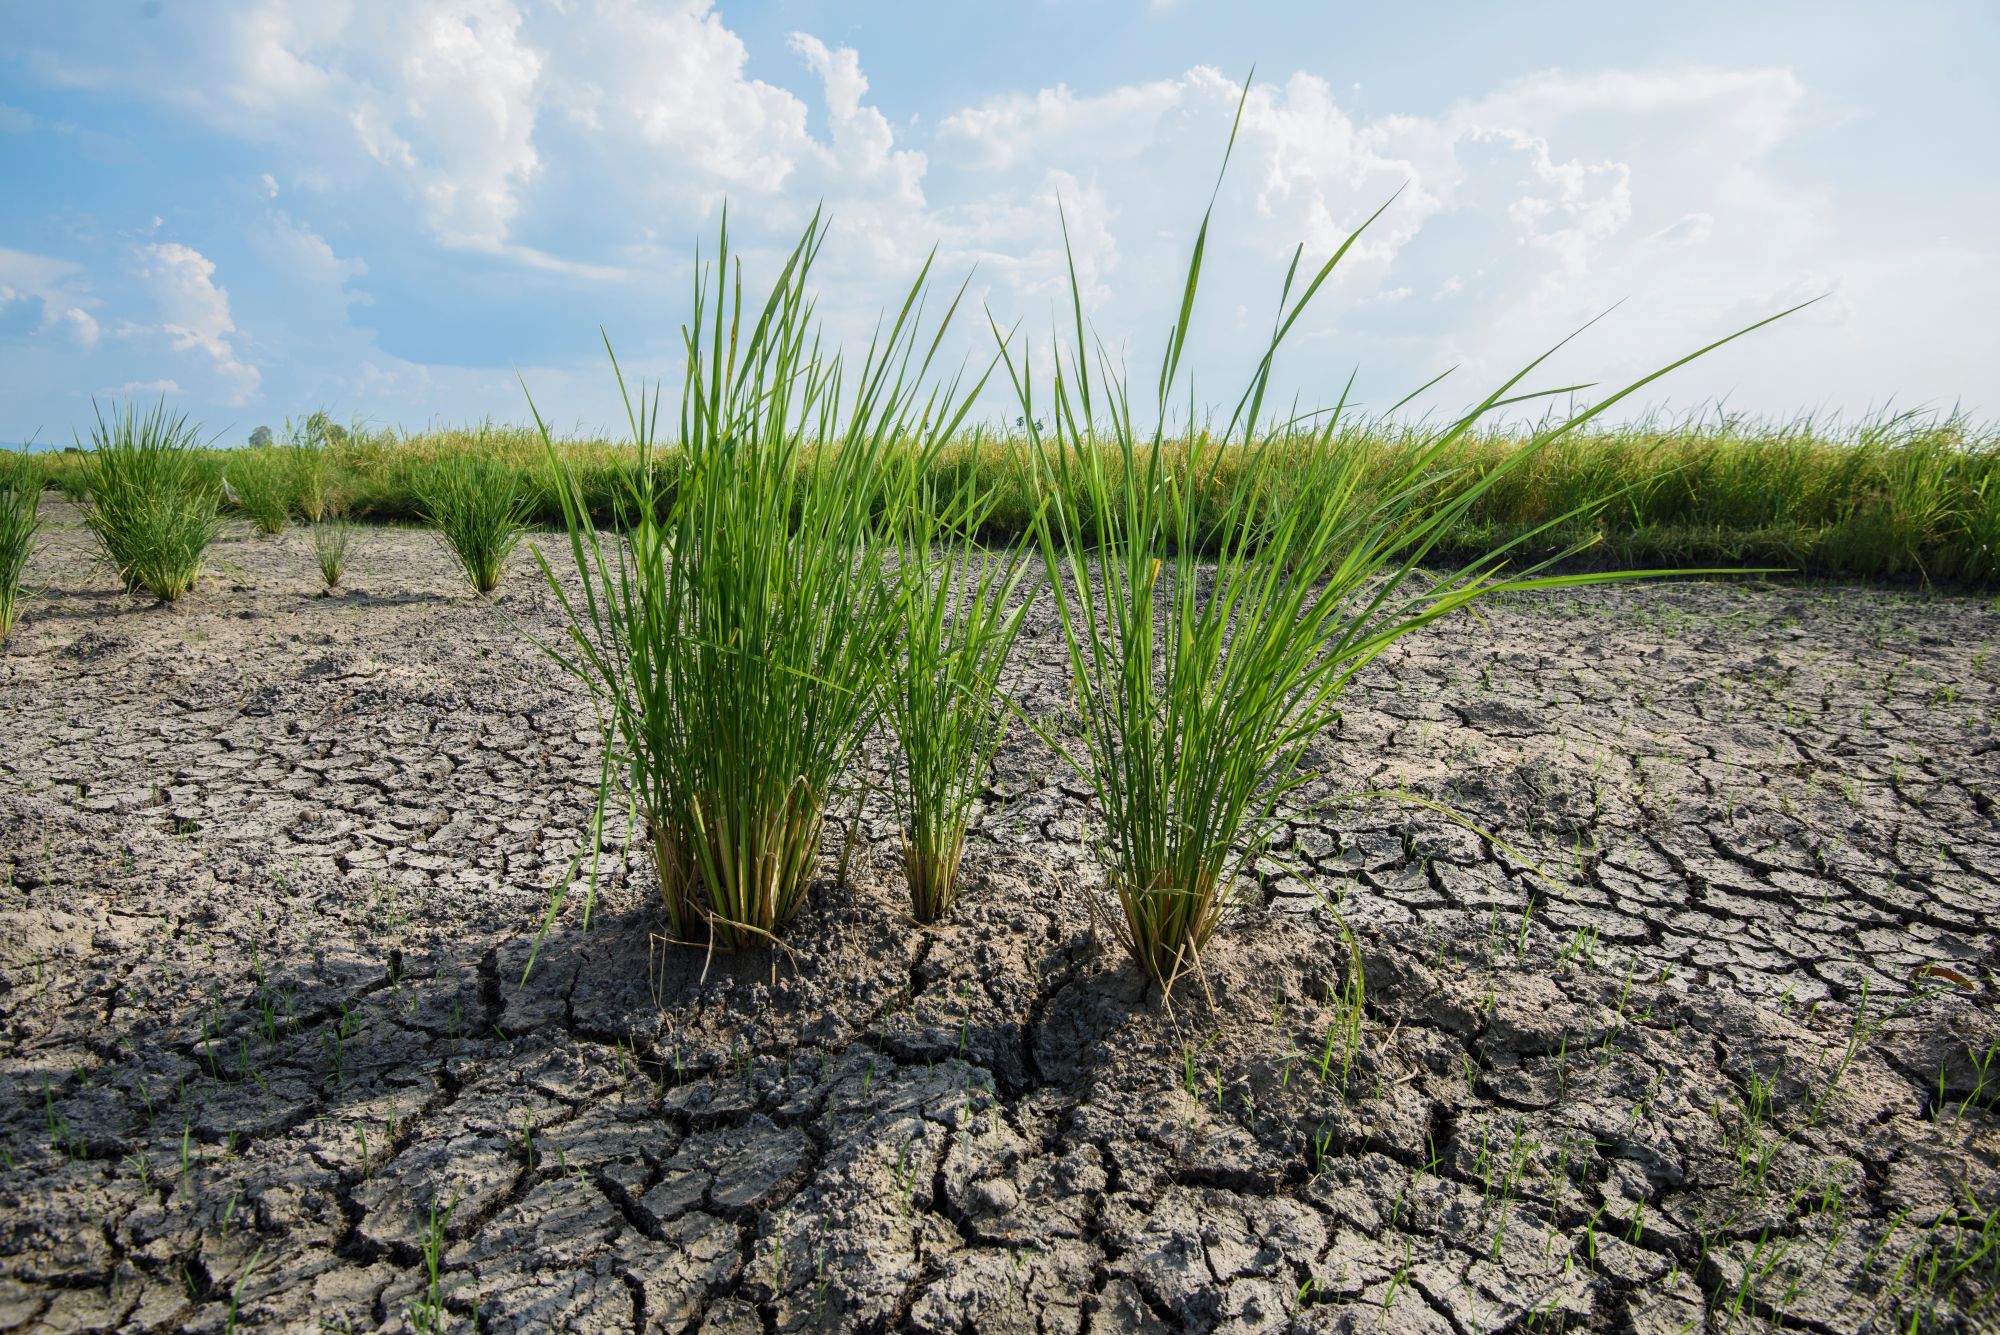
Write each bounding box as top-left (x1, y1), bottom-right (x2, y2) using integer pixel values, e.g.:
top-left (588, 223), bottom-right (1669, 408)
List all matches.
top-left (2, 0), bottom-right (1995, 443)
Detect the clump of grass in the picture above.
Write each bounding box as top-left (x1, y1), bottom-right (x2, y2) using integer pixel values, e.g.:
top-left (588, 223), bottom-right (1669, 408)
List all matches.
top-left (1002, 102), bottom-right (1800, 989)
top-left (311, 516), bottom-right (353, 591)
top-left (530, 215), bottom-right (981, 950)
top-left (882, 481), bottom-right (1036, 922)
top-left (83, 400), bottom-right (222, 603)
top-left (48, 454), bottom-right (92, 503)
top-left (226, 449), bottom-right (294, 534)
top-left (417, 442), bottom-right (527, 596)
top-left (287, 411), bottom-right (345, 523)
top-left (0, 461), bottom-right (42, 640)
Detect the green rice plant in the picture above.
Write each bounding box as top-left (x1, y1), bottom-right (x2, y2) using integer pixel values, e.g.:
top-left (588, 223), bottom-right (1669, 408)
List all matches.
top-left (416, 442), bottom-right (528, 596)
top-left (0, 462), bottom-right (42, 640)
top-left (311, 516), bottom-right (353, 591)
top-left (48, 453), bottom-right (92, 503)
top-left (528, 213), bottom-right (984, 950)
top-left (26, 407), bottom-right (1994, 583)
top-left (406, 1191), bottom-right (456, 1334)
top-left (225, 449), bottom-right (294, 534)
top-left (882, 479), bottom-right (1037, 922)
top-left (287, 416), bottom-right (338, 524)
top-left (997, 100), bottom-right (1802, 989)
top-left (1966, 468), bottom-right (2000, 583)
top-left (83, 400), bottom-right (221, 603)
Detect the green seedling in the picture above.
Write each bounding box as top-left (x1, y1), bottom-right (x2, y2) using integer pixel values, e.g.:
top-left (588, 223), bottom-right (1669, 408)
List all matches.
top-left (997, 90), bottom-right (1802, 987)
top-left (0, 462), bottom-right (40, 639)
top-left (407, 1191), bottom-right (458, 1333)
top-left (527, 214), bottom-right (982, 951)
top-left (882, 473), bottom-right (1036, 923)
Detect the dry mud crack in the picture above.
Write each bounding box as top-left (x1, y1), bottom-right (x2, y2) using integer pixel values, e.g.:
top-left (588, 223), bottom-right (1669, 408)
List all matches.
top-left (2, 510), bottom-right (1997, 1333)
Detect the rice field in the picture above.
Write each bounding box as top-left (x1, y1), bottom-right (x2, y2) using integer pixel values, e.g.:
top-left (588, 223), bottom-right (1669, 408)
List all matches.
top-left (15, 407), bottom-right (2000, 589)
top-left (1, 209), bottom-right (1995, 1335)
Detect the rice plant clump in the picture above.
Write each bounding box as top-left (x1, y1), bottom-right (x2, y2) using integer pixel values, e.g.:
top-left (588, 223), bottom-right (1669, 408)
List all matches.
top-left (83, 400), bottom-right (222, 603)
top-left (289, 416), bottom-right (338, 524)
top-left (1002, 108), bottom-right (1800, 989)
top-left (0, 463), bottom-right (41, 640)
top-left (417, 444), bottom-right (527, 596)
top-left (226, 449), bottom-right (294, 534)
top-left (531, 216), bottom-right (983, 949)
top-left (312, 516), bottom-right (353, 591)
top-left (883, 482), bottom-right (1036, 922)
top-left (49, 455), bottom-right (92, 503)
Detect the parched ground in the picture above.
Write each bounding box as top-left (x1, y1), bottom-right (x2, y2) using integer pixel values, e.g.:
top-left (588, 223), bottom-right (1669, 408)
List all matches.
top-left (2, 505), bottom-right (1996, 1334)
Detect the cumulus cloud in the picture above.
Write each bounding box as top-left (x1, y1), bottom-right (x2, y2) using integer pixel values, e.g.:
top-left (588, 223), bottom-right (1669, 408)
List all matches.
top-left (118, 1), bottom-right (920, 278)
top-left (917, 59), bottom-right (1850, 413)
top-left (278, 3), bottom-right (533, 242)
top-left (134, 242), bottom-right (260, 402)
top-left (53, 6), bottom-right (1796, 346)
top-left (0, 246), bottom-right (102, 347)
top-left (266, 213), bottom-right (367, 295)
top-left (555, 1), bottom-right (812, 193)
top-left (2, 1), bottom-right (1987, 423)
top-left (55, 306), bottom-right (102, 345)
top-left (1470, 67), bottom-right (1807, 153)
top-left (790, 33), bottom-right (926, 203)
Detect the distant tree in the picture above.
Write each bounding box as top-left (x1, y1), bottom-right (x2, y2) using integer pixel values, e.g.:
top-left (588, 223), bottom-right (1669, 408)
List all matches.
top-left (248, 425), bottom-right (274, 447)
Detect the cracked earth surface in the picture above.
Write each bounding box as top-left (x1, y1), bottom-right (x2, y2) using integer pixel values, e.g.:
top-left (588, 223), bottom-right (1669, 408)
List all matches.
top-left (2, 506), bottom-right (1997, 1333)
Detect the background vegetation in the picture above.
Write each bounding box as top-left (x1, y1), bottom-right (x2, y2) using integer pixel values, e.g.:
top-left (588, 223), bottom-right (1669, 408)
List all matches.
top-left (14, 408), bottom-right (1999, 586)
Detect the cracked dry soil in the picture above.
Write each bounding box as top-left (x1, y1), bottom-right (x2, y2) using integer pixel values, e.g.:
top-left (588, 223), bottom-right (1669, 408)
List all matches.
top-left (2, 506), bottom-right (1997, 1334)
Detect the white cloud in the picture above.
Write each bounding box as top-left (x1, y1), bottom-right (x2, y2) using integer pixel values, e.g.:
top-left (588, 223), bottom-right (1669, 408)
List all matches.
top-left (103, 378), bottom-right (183, 395)
top-left (915, 62), bottom-right (1865, 417)
top-left (557, 0), bottom-right (811, 193)
top-left (0, 246), bottom-right (102, 347)
top-left (1, 2), bottom-right (1986, 423)
top-left (139, 244), bottom-right (233, 359)
top-left (134, 242), bottom-right (261, 403)
top-left (1470, 67), bottom-right (1806, 154)
top-left (385, 3), bottom-right (543, 249)
top-left (937, 77), bottom-right (1187, 173)
top-left (266, 213), bottom-right (367, 296)
top-left (175, 1), bottom-right (549, 253)
top-left (1651, 212), bottom-right (1715, 247)
top-left (130, 1), bottom-right (906, 277)
top-left (56, 306), bottom-right (101, 346)
top-left (790, 33), bottom-right (926, 206)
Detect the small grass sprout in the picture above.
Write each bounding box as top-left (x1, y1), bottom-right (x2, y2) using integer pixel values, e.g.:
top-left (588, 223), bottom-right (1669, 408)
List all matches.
top-left (407, 1190), bottom-right (456, 1333)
